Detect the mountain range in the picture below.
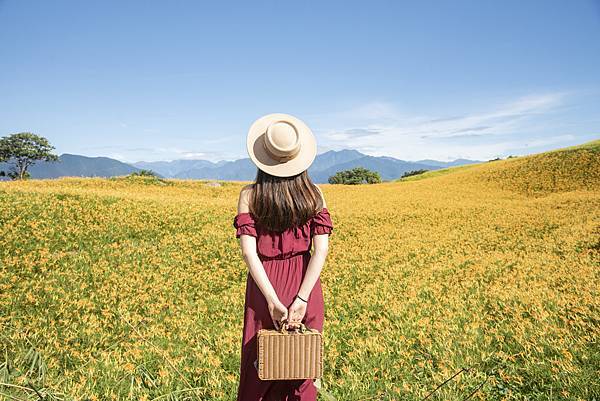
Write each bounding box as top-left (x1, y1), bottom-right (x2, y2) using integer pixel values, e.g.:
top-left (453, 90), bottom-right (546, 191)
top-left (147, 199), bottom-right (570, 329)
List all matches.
top-left (0, 150), bottom-right (483, 183)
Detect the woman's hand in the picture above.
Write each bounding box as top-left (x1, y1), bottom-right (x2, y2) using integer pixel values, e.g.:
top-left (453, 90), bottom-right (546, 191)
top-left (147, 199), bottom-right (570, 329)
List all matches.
top-left (267, 298), bottom-right (289, 330)
top-left (287, 297), bottom-right (307, 329)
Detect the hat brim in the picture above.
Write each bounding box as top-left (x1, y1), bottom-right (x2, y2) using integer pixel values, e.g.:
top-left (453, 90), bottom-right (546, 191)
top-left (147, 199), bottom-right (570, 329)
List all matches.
top-left (247, 113), bottom-right (317, 177)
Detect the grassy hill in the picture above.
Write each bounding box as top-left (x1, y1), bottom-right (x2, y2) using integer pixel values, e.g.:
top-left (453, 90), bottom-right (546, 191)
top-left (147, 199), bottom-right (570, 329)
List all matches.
top-left (399, 139), bottom-right (600, 196)
top-left (478, 139), bottom-right (600, 195)
top-left (0, 141), bottom-right (598, 400)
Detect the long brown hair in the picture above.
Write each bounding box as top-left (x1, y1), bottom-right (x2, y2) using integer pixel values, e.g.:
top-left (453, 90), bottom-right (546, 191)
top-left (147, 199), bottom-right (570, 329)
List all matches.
top-left (248, 168), bottom-right (324, 232)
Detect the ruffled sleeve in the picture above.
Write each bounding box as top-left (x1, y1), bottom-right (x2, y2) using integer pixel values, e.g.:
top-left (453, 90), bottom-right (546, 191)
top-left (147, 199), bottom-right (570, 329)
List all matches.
top-left (311, 208), bottom-right (334, 236)
top-left (233, 213), bottom-right (258, 238)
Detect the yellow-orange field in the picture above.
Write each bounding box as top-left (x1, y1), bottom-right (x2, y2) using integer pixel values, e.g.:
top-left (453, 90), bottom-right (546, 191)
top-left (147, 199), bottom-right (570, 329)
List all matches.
top-left (1, 141), bottom-right (599, 401)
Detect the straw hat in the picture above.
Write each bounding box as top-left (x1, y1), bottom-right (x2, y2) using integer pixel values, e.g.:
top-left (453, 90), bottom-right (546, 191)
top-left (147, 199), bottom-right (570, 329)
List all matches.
top-left (246, 113), bottom-right (317, 177)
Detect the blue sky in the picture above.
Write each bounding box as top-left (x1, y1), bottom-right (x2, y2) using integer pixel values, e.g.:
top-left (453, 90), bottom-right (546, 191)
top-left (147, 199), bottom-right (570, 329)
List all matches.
top-left (1, 0), bottom-right (599, 162)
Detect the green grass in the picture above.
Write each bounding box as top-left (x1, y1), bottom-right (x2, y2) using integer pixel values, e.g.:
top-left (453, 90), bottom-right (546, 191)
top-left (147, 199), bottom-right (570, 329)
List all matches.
top-left (397, 163), bottom-right (480, 182)
top-left (397, 138), bottom-right (600, 183)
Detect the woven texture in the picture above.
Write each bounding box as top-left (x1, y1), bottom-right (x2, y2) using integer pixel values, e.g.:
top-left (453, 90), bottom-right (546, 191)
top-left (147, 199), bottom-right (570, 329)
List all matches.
top-left (257, 328), bottom-right (323, 380)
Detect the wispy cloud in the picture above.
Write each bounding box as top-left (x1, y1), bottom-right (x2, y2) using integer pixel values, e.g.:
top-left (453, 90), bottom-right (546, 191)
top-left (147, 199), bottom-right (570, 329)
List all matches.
top-left (81, 145), bottom-right (238, 163)
top-left (312, 92), bottom-right (577, 160)
top-left (326, 128), bottom-right (383, 141)
top-left (77, 92), bottom-right (582, 163)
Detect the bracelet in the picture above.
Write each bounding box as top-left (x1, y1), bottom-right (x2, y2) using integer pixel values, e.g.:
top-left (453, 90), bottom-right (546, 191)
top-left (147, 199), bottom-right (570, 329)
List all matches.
top-left (296, 294), bottom-right (308, 303)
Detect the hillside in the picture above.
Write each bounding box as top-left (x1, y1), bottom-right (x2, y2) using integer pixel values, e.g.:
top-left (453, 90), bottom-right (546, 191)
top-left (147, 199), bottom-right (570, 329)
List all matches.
top-left (399, 139), bottom-right (600, 196)
top-left (0, 145), bottom-right (598, 400)
top-left (478, 139), bottom-right (600, 195)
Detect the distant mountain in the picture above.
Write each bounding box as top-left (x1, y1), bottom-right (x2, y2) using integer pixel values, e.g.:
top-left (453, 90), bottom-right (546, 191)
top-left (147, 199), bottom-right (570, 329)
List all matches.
top-left (0, 154), bottom-right (143, 179)
top-left (0, 150), bottom-right (482, 182)
top-left (176, 158), bottom-right (257, 181)
top-left (308, 149), bottom-right (365, 171)
top-left (308, 155), bottom-right (443, 183)
top-left (132, 159), bottom-right (220, 177)
top-left (166, 150), bottom-right (482, 183)
top-left (415, 158), bottom-right (482, 168)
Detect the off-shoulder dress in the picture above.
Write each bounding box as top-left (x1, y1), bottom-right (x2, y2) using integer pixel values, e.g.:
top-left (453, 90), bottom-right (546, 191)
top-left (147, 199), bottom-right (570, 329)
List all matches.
top-left (233, 208), bottom-right (334, 401)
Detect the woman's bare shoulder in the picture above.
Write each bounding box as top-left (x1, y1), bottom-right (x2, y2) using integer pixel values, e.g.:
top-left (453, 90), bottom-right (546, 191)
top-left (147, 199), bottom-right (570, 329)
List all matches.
top-left (237, 184), bottom-right (254, 213)
top-left (241, 184), bottom-right (254, 193)
top-left (314, 184), bottom-right (327, 209)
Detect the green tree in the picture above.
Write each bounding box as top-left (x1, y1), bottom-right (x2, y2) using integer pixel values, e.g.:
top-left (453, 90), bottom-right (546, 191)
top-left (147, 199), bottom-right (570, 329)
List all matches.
top-left (0, 132), bottom-right (59, 180)
top-left (328, 167), bottom-right (381, 185)
top-left (129, 169), bottom-right (158, 177)
top-left (401, 169), bottom-right (429, 178)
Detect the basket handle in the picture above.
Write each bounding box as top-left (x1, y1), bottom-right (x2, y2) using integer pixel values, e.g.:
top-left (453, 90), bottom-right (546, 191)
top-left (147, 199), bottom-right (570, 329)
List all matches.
top-left (278, 321), bottom-right (308, 334)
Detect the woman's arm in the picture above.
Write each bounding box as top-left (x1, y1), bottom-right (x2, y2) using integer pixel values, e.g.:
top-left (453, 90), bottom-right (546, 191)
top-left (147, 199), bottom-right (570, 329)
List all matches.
top-left (286, 234), bottom-right (328, 329)
top-left (298, 185), bottom-right (329, 300)
top-left (296, 233), bottom-right (328, 301)
top-left (237, 186), bottom-right (288, 327)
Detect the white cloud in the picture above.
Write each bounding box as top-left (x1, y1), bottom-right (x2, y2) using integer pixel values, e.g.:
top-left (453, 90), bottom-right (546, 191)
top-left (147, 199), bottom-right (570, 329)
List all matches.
top-left (311, 92), bottom-right (576, 160)
top-left (81, 144), bottom-right (239, 163)
top-left (180, 152), bottom-right (209, 159)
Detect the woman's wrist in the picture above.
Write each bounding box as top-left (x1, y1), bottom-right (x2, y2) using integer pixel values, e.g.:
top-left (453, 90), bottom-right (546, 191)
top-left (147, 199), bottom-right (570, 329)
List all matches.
top-left (264, 290), bottom-right (280, 306)
top-left (266, 296), bottom-right (278, 306)
top-left (295, 294), bottom-right (308, 303)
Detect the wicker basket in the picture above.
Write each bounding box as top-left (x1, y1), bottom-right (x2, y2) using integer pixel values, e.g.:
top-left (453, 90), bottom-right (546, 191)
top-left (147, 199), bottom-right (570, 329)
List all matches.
top-left (257, 322), bottom-right (323, 380)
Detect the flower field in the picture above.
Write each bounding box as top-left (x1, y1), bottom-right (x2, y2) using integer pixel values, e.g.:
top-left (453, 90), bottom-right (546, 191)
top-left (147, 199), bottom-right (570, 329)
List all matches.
top-left (1, 140), bottom-right (599, 400)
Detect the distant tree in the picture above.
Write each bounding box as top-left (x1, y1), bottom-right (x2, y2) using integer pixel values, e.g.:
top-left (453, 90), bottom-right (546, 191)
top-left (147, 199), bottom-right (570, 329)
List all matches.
top-left (487, 157), bottom-right (501, 162)
top-left (328, 167), bottom-right (381, 185)
top-left (0, 132), bottom-right (59, 180)
top-left (401, 169), bottom-right (429, 178)
top-left (129, 169), bottom-right (158, 177)
top-left (0, 144), bottom-right (5, 178)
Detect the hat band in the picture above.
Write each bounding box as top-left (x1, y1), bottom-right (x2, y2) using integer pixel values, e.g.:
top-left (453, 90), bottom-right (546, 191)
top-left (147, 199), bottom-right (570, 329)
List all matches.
top-left (262, 136), bottom-right (301, 162)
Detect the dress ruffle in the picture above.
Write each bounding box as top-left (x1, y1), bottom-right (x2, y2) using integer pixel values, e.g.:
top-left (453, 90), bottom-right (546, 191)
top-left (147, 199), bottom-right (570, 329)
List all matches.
top-left (311, 208), bottom-right (334, 236)
top-left (233, 213), bottom-right (258, 238)
top-left (233, 208), bottom-right (334, 240)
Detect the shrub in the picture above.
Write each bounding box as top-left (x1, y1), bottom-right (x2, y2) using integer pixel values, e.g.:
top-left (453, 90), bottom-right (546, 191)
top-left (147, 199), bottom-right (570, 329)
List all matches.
top-left (328, 167), bottom-right (381, 184)
top-left (401, 169), bottom-right (429, 178)
top-left (129, 169), bottom-right (158, 177)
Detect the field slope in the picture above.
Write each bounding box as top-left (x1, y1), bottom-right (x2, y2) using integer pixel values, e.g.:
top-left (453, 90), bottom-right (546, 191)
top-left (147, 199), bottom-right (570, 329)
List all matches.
top-left (400, 139), bottom-right (600, 195)
top-left (1, 141), bottom-right (599, 400)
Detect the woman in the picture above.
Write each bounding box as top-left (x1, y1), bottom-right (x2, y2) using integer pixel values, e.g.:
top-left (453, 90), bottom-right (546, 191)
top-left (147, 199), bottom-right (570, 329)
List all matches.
top-left (233, 113), bottom-right (334, 401)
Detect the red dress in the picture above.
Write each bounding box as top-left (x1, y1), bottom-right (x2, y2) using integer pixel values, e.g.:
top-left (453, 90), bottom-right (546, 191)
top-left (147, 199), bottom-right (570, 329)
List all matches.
top-left (233, 208), bottom-right (334, 401)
